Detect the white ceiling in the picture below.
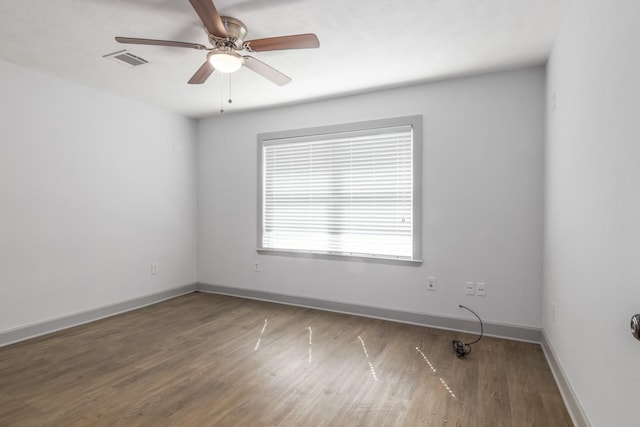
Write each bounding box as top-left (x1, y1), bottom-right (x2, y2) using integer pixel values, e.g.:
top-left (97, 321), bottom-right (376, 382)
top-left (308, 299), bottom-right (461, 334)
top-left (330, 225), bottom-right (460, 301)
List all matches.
top-left (0, 0), bottom-right (569, 118)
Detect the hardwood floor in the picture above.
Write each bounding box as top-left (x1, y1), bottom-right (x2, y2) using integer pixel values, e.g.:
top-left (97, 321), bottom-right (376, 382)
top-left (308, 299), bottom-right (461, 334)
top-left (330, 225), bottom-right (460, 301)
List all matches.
top-left (0, 292), bottom-right (572, 426)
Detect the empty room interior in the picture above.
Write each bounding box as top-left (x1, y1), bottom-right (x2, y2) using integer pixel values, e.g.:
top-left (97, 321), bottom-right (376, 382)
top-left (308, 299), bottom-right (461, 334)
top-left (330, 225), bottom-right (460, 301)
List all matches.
top-left (0, 0), bottom-right (638, 426)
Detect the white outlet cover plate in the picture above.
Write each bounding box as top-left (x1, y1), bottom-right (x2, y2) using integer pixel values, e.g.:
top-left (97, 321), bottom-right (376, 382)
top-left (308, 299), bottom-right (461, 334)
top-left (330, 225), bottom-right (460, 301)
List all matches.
top-left (465, 282), bottom-right (475, 295)
top-left (476, 282), bottom-right (486, 296)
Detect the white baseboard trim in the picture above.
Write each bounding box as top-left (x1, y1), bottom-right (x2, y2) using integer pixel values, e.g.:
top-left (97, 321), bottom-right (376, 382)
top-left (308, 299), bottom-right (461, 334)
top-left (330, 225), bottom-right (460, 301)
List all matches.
top-left (0, 282), bottom-right (543, 346)
top-left (197, 282), bottom-right (542, 343)
top-left (0, 283), bottom-right (197, 348)
top-left (541, 331), bottom-right (591, 427)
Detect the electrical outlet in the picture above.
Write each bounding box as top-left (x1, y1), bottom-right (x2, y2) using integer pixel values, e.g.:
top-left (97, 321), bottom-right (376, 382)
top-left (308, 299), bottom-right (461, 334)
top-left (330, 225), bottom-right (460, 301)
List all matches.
top-left (151, 263), bottom-right (159, 275)
top-left (465, 282), bottom-right (475, 295)
top-left (476, 282), bottom-right (486, 296)
top-left (427, 277), bottom-right (436, 291)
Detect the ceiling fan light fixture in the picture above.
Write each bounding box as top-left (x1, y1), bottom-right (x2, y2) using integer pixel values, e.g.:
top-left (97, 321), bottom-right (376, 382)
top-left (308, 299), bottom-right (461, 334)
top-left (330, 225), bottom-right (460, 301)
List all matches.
top-left (115, 0), bottom-right (320, 85)
top-left (208, 50), bottom-right (244, 73)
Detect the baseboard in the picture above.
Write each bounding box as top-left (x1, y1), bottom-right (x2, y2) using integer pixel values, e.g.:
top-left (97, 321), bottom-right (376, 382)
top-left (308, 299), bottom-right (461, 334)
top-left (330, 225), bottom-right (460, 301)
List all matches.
top-left (196, 282), bottom-right (542, 342)
top-left (541, 331), bottom-right (591, 427)
top-left (0, 283), bottom-right (197, 348)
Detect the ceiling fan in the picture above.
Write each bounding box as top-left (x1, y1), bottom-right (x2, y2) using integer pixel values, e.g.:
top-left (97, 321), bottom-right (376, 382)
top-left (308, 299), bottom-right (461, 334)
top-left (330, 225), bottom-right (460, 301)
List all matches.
top-left (115, 0), bottom-right (320, 86)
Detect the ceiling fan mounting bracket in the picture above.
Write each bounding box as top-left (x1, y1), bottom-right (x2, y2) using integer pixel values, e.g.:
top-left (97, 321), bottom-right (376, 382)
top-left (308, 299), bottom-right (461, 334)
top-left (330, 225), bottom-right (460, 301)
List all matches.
top-left (242, 41), bottom-right (255, 52)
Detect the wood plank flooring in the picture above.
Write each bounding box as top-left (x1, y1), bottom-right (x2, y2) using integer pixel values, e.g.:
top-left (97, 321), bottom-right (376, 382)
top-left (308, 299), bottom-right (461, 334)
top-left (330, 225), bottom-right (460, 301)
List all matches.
top-left (0, 292), bottom-right (572, 426)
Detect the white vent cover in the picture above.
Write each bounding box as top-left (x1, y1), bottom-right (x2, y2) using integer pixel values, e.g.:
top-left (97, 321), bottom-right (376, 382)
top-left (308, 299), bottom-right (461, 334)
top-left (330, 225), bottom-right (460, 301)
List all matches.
top-left (103, 49), bottom-right (149, 67)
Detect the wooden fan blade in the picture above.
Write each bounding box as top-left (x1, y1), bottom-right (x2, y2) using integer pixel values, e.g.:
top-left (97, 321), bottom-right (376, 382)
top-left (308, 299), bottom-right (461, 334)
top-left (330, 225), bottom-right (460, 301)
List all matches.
top-left (188, 0), bottom-right (227, 38)
top-left (243, 56), bottom-right (291, 86)
top-left (188, 61), bottom-right (215, 84)
top-left (245, 34), bottom-right (319, 52)
top-left (115, 37), bottom-right (207, 50)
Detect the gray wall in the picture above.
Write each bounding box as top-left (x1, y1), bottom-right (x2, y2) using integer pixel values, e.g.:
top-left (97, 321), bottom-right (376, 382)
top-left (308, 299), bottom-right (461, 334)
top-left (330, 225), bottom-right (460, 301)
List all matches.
top-left (197, 67), bottom-right (545, 328)
top-left (544, 0), bottom-right (640, 425)
top-left (0, 59), bottom-right (198, 332)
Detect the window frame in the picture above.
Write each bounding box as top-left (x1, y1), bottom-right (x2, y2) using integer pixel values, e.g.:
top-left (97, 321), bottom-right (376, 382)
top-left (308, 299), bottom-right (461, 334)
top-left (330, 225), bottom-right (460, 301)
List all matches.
top-left (257, 115), bottom-right (422, 264)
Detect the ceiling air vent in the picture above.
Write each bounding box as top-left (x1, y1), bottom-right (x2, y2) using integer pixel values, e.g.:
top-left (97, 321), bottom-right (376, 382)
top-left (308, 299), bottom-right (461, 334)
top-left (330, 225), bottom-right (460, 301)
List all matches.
top-left (103, 49), bottom-right (149, 67)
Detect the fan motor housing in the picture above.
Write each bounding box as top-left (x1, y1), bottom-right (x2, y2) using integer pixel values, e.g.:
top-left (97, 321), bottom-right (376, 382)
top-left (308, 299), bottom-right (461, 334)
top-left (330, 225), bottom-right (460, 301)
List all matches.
top-left (210, 16), bottom-right (247, 49)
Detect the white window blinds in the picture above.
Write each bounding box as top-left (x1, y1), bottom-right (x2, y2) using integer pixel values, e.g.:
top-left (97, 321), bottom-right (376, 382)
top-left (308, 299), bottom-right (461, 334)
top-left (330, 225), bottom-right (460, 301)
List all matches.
top-left (261, 124), bottom-right (415, 259)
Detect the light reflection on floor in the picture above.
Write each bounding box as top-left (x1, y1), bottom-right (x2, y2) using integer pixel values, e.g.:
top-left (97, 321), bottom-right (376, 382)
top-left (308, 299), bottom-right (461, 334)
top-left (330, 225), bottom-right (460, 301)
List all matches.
top-left (251, 319), bottom-right (451, 397)
top-left (439, 377), bottom-right (456, 399)
top-left (416, 346), bottom-right (456, 398)
top-left (416, 347), bottom-right (437, 373)
top-left (358, 336), bottom-right (378, 381)
top-left (254, 319), bottom-right (268, 351)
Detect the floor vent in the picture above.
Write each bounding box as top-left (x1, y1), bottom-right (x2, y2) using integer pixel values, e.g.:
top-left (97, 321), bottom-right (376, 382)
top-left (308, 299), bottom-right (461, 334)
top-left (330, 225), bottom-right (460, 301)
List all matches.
top-left (103, 49), bottom-right (149, 67)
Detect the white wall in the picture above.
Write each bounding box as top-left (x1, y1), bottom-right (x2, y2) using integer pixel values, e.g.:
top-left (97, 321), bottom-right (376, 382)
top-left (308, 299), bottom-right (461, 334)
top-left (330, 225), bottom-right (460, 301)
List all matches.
top-left (544, 0), bottom-right (640, 425)
top-left (198, 67), bottom-right (545, 328)
top-left (0, 59), bottom-right (198, 332)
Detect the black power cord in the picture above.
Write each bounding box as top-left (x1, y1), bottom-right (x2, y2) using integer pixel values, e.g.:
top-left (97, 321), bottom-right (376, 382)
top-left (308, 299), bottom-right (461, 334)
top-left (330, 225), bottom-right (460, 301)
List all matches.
top-left (452, 305), bottom-right (484, 358)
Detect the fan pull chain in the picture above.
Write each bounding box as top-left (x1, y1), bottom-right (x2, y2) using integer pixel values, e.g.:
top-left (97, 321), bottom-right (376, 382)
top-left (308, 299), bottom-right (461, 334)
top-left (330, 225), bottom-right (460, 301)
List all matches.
top-left (219, 73), bottom-right (233, 114)
top-left (219, 72), bottom-right (225, 114)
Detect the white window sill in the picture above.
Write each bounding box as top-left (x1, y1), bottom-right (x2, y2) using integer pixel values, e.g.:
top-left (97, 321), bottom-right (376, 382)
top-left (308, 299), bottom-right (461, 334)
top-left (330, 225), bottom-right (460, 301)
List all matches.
top-left (256, 248), bottom-right (423, 266)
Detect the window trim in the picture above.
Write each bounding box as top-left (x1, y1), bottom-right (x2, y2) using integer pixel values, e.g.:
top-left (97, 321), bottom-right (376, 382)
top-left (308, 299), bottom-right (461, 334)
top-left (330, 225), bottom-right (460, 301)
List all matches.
top-left (257, 115), bottom-right (423, 264)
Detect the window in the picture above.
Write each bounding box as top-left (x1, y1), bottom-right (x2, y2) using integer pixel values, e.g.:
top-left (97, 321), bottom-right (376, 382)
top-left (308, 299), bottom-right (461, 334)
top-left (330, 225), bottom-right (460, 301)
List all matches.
top-left (258, 116), bottom-right (422, 262)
